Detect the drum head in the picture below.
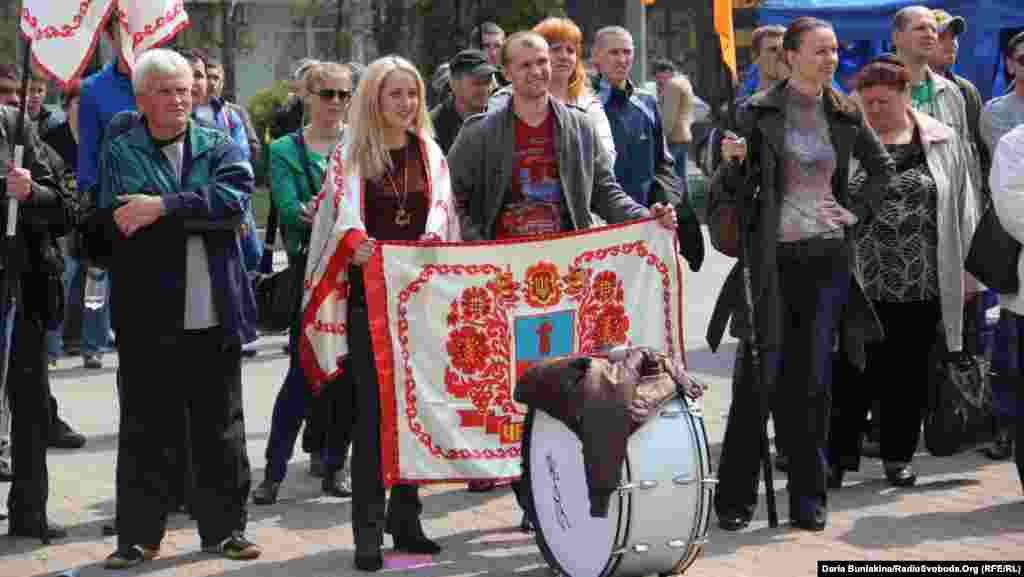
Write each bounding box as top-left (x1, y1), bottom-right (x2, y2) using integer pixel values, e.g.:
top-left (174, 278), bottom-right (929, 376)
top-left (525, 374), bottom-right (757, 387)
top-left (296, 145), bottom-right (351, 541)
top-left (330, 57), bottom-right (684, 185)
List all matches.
top-left (526, 409), bottom-right (621, 577)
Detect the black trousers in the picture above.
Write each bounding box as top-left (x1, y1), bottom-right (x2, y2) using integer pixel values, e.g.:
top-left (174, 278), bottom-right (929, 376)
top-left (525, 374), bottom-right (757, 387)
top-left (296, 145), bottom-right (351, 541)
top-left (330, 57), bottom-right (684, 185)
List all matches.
top-left (347, 303), bottom-right (422, 539)
top-left (115, 327), bottom-right (250, 548)
top-left (715, 239), bottom-right (848, 522)
top-left (5, 310), bottom-right (51, 518)
top-left (830, 300), bottom-right (940, 470)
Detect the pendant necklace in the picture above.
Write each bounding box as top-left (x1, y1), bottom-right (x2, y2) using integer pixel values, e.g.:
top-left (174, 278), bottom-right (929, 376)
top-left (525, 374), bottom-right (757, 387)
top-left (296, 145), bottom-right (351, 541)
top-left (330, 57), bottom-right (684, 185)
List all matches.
top-left (385, 145), bottom-right (411, 227)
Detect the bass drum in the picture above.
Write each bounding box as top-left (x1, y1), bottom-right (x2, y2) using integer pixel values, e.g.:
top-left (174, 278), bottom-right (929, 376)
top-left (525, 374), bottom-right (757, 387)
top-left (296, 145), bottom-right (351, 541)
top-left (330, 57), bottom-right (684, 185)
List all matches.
top-left (524, 396), bottom-right (714, 577)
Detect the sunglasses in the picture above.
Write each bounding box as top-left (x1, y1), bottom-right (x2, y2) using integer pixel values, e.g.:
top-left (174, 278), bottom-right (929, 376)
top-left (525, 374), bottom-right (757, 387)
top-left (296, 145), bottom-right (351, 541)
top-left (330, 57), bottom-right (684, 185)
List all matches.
top-left (1014, 54), bottom-right (1024, 67)
top-left (317, 89), bottom-right (351, 102)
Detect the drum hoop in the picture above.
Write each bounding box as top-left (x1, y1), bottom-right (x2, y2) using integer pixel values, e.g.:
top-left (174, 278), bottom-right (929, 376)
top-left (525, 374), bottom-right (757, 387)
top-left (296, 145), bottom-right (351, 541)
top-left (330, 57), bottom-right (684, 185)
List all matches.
top-left (669, 407), bottom-right (715, 574)
top-left (524, 407), bottom-right (631, 577)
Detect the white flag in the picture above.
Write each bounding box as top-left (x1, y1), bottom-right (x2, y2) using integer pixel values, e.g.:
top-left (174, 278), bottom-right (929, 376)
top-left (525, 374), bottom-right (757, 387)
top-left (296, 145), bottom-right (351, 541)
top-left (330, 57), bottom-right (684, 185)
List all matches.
top-left (113, 0), bottom-right (190, 69)
top-left (20, 0), bottom-right (189, 86)
top-left (20, 0), bottom-right (116, 85)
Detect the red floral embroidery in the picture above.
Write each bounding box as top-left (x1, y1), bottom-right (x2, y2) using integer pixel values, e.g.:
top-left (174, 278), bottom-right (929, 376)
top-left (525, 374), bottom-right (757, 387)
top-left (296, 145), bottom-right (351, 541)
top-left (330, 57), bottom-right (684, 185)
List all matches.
top-left (21, 3), bottom-right (94, 41)
top-left (523, 262), bottom-right (562, 308)
top-left (394, 235), bottom-right (678, 464)
top-left (447, 326), bottom-right (490, 375)
top-left (460, 287), bottom-right (492, 321)
top-left (593, 270), bottom-right (620, 302)
top-left (595, 303), bottom-right (630, 347)
top-left (563, 267), bottom-right (590, 297)
top-left (399, 265), bottom-right (521, 460)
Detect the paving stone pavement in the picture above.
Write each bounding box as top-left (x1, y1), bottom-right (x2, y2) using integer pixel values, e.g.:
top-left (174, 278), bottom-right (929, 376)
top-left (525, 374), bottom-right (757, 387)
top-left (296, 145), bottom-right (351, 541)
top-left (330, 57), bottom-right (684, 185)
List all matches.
top-left (1, 239), bottom-right (1022, 577)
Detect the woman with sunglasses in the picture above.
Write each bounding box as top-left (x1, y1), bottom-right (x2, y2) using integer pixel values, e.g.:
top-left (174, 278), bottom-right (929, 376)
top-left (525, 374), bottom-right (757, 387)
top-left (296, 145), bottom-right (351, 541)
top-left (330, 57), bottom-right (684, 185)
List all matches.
top-left (711, 17), bottom-right (894, 532)
top-left (829, 55), bottom-right (978, 488)
top-left (302, 56), bottom-right (460, 571)
top-left (253, 61), bottom-right (355, 505)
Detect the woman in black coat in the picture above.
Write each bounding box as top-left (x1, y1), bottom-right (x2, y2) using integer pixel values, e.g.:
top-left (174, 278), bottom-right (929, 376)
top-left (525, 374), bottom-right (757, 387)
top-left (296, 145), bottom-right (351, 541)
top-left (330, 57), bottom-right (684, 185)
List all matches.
top-left (708, 17), bottom-right (895, 532)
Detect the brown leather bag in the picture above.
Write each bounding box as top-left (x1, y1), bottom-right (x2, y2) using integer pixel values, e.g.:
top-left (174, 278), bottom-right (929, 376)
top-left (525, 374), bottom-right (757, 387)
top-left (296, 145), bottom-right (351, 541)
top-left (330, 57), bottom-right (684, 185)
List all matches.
top-left (709, 203), bottom-right (739, 258)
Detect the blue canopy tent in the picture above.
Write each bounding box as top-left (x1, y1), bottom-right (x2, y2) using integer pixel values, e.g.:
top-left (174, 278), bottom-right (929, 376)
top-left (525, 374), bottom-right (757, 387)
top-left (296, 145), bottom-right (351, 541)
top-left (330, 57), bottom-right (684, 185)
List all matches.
top-left (759, 0), bottom-right (1024, 100)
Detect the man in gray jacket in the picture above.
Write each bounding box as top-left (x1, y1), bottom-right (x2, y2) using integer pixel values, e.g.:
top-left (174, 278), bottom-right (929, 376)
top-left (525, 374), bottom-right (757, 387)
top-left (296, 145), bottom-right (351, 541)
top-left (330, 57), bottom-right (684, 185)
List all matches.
top-left (893, 6), bottom-right (981, 195)
top-left (447, 30), bottom-right (678, 530)
top-left (448, 31), bottom-right (676, 242)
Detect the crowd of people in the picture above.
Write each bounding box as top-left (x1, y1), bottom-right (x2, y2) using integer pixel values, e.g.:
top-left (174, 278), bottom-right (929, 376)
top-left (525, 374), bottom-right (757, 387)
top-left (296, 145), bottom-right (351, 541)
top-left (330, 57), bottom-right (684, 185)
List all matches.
top-left (0, 5), bottom-right (1021, 574)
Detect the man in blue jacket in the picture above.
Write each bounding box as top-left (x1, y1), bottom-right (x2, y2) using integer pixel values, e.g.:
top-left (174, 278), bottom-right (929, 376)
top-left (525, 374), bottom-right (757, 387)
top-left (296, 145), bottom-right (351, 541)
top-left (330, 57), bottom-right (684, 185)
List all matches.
top-left (83, 48), bottom-right (261, 569)
top-left (591, 26), bottom-right (703, 272)
top-left (76, 23), bottom-right (135, 370)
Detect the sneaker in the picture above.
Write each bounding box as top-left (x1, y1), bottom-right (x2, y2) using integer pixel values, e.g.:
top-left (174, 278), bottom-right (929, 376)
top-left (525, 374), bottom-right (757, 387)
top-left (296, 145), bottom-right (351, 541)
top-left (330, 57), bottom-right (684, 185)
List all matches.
top-left (83, 353), bottom-right (103, 370)
top-left (104, 545), bottom-right (160, 569)
top-left (203, 533), bottom-right (262, 560)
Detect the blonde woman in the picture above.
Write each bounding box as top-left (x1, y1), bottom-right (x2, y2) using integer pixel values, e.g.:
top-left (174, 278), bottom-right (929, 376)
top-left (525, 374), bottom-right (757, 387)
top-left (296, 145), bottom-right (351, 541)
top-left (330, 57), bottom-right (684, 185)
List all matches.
top-left (301, 56), bottom-right (460, 572)
top-left (254, 61), bottom-right (354, 506)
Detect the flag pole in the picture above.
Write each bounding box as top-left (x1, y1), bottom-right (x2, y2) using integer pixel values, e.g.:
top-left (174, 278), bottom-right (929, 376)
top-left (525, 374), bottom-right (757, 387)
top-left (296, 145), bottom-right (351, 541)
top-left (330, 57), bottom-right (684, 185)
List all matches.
top-left (0, 23), bottom-right (34, 539)
top-left (714, 0), bottom-right (779, 529)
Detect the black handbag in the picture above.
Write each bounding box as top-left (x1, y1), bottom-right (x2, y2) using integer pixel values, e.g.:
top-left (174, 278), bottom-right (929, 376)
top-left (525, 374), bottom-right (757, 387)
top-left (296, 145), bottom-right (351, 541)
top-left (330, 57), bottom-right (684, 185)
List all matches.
top-left (253, 132), bottom-right (315, 332)
top-left (965, 202), bottom-right (1022, 294)
top-left (924, 345), bottom-right (992, 457)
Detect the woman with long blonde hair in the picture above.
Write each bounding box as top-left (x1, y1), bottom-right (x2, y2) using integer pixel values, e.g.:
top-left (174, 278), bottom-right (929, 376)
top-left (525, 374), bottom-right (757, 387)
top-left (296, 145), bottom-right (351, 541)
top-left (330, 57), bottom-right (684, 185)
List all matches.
top-left (300, 55), bottom-right (460, 572)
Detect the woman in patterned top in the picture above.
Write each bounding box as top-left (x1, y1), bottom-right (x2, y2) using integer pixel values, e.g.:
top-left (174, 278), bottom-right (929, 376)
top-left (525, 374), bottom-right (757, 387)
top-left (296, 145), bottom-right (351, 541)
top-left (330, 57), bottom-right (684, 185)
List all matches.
top-left (829, 55), bottom-right (979, 489)
top-left (713, 17), bottom-right (895, 533)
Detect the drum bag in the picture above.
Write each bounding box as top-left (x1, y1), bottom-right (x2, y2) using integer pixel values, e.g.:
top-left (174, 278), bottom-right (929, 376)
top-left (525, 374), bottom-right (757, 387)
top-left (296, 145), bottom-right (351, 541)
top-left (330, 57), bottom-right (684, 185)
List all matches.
top-left (515, 349), bottom-right (694, 517)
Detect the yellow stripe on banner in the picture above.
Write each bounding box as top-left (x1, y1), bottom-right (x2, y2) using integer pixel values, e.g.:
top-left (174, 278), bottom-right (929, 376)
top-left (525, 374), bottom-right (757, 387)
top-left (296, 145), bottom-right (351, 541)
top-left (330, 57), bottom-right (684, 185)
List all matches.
top-left (714, 0), bottom-right (737, 81)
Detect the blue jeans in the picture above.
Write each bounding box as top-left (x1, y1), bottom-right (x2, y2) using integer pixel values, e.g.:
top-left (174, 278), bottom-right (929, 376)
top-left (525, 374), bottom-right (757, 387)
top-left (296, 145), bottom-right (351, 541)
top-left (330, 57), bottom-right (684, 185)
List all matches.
top-left (263, 299), bottom-right (346, 483)
top-left (239, 207), bottom-right (263, 274)
top-left (79, 262), bottom-right (112, 356)
top-left (46, 252), bottom-right (87, 359)
top-left (669, 141), bottom-right (689, 197)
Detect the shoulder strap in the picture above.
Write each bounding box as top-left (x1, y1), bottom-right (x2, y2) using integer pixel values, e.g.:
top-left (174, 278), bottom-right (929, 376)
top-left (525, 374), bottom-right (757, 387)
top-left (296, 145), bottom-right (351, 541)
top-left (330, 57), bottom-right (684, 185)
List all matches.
top-left (294, 130), bottom-right (320, 199)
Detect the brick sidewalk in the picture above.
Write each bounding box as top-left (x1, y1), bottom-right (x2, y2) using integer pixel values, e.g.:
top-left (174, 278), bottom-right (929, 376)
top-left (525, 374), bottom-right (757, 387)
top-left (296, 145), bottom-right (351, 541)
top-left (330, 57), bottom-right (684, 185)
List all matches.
top-left (1, 308), bottom-right (1022, 576)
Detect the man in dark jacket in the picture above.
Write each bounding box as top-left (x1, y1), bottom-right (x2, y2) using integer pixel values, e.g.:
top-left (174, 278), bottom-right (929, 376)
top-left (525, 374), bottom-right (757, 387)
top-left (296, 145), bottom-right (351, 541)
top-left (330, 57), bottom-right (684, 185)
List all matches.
top-left (83, 48), bottom-right (261, 569)
top-left (205, 56), bottom-right (262, 165)
top-left (929, 10), bottom-right (989, 185)
top-left (1, 103), bottom-right (72, 541)
top-left (448, 31), bottom-right (678, 530)
top-left (591, 26), bottom-right (704, 271)
top-left (430, 49), bottom-right (496, 153)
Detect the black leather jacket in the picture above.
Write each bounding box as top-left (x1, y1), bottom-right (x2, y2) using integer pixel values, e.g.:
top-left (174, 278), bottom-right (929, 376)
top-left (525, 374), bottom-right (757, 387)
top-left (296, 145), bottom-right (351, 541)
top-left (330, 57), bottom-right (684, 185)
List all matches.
top-left (0, 105), bottom-right (71, 323)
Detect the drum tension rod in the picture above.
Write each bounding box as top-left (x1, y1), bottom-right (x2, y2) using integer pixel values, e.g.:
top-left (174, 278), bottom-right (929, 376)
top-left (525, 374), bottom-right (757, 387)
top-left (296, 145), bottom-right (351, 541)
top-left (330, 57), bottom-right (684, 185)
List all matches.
top-left (618, 480), bottom-right (659, 492)
top-left (612, 543), bottom-right (652, 555)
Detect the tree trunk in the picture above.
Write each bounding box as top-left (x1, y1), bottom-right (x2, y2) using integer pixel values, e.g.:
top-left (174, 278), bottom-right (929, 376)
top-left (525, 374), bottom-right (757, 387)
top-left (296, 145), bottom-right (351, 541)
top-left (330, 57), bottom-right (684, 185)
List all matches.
top-left (336, 0), bottom-right (345, 60)
top-left (221, 0), bottom-right (237, 102)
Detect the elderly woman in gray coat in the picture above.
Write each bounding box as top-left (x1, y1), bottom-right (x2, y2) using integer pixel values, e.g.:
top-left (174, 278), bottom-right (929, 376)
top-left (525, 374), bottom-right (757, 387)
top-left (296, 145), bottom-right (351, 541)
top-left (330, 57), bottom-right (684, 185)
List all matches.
top-left (828, 56), bottom-right (979, 490)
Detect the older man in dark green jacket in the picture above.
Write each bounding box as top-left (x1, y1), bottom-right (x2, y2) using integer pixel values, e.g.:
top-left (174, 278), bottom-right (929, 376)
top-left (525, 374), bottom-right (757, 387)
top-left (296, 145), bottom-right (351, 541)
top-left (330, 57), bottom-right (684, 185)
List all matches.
top-left (83, 48), bottom-right (261, 569)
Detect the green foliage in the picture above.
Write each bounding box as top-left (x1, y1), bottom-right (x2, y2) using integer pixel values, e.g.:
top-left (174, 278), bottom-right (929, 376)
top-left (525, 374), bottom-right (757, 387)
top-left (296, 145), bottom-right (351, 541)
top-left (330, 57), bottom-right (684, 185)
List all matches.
top-left (247, 80), bottom-right (291, 143)
top-left (497, 0), bottom-right (567, 35)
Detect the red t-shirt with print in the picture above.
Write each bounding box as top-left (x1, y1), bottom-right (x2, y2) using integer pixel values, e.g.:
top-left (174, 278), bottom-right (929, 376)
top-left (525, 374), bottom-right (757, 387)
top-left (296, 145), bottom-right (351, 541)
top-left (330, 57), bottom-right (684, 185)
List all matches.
top-left (495, 110), bottom-right (567, 239)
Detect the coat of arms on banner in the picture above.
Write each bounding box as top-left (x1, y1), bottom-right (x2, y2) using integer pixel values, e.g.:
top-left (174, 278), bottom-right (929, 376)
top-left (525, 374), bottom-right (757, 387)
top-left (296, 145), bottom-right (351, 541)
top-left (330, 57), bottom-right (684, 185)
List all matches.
top-left (366, 219), bottom-right (684, 485)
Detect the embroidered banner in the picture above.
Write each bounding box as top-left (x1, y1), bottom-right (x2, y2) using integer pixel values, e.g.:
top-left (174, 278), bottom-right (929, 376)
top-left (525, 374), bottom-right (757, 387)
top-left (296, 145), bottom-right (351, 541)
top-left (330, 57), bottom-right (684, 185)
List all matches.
top-left (364, 219), bottom-right (685, 485)
top-left (21, 0), bottom-right (188, 85)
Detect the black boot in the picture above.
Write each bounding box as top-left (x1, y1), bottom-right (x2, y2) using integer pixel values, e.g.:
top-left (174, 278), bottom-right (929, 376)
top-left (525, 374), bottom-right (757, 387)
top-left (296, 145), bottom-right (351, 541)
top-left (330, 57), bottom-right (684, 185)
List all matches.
top-left (354, 527), bottom-right (384, 572)
top-left (386, 516), bottom-right (442, 555)
top-left (8, 513), bottom-right (68, 544)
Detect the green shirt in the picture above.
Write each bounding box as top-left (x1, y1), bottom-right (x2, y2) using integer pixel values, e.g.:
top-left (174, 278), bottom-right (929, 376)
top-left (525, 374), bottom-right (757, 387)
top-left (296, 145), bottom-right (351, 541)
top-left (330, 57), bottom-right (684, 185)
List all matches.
top-left (911, 76), bottom-right (937, 117)
top-left (269, 133), bottom-right (327, 257)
